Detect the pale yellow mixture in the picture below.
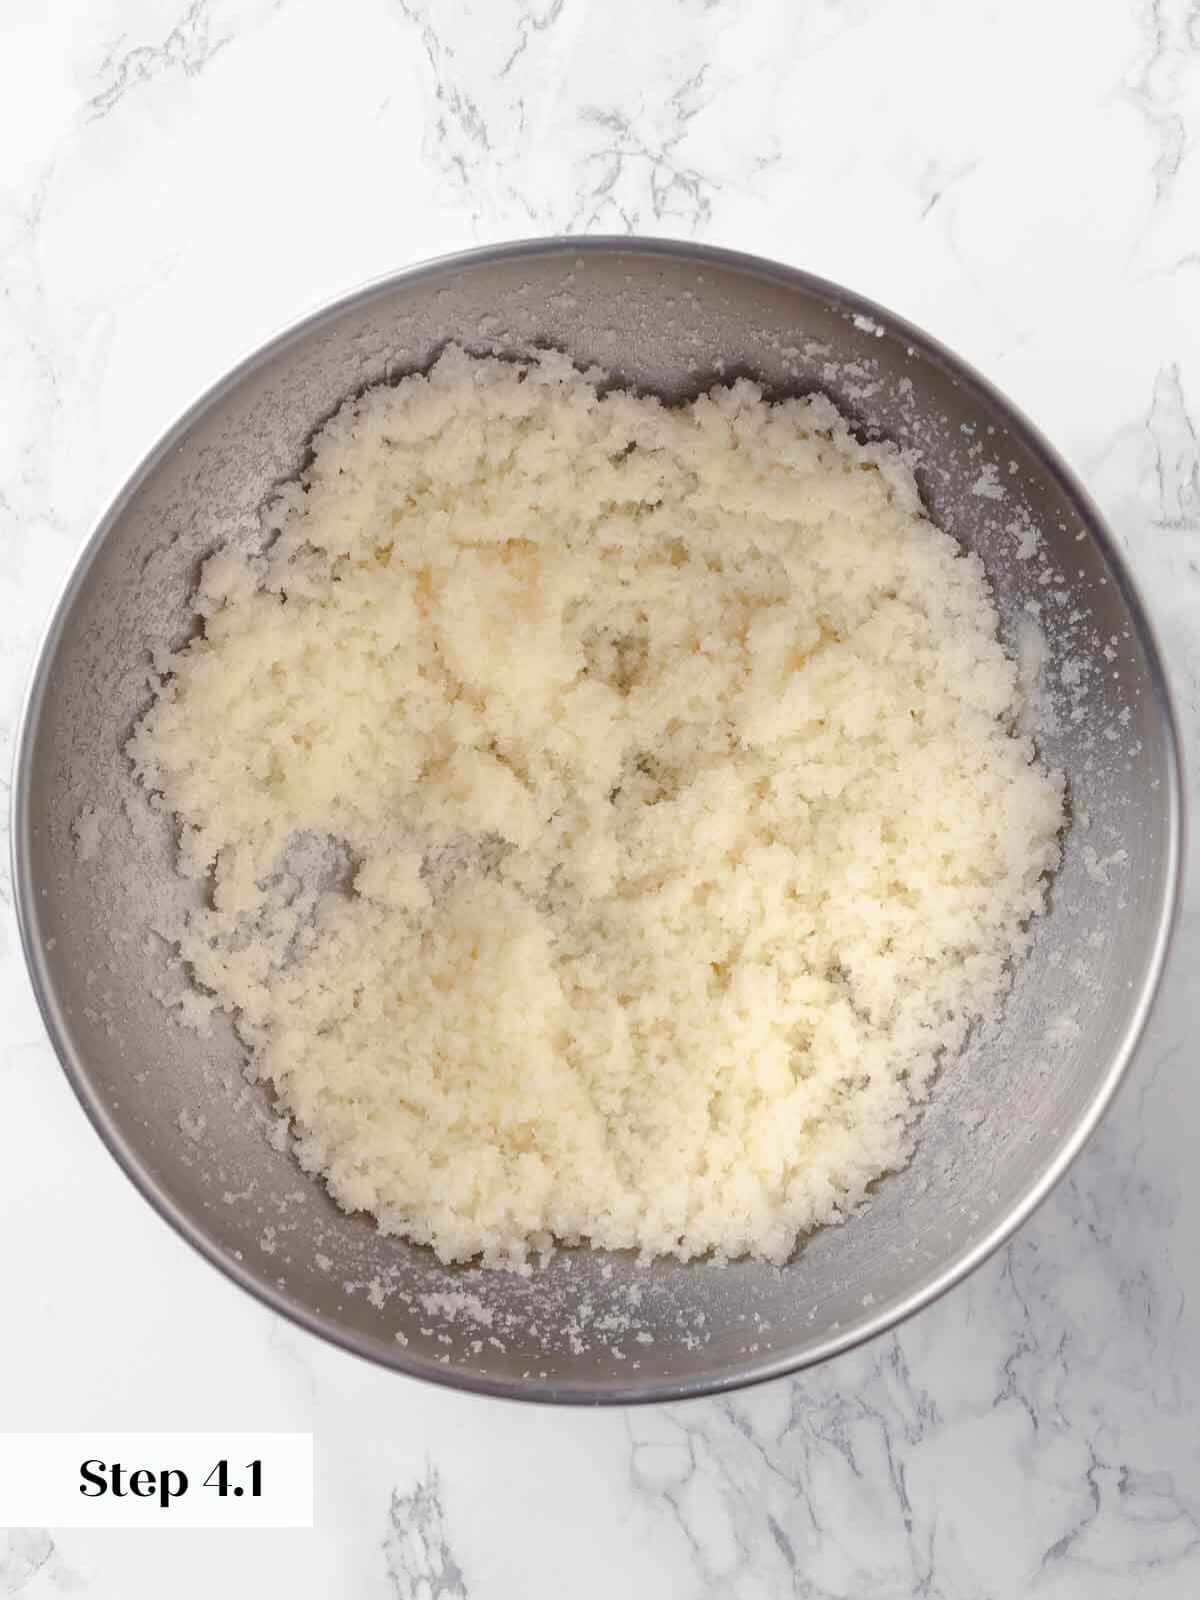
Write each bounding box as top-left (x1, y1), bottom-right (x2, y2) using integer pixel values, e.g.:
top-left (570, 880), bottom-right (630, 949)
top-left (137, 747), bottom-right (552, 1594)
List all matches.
top-left (130, 347), bottom-right (1064, 1269)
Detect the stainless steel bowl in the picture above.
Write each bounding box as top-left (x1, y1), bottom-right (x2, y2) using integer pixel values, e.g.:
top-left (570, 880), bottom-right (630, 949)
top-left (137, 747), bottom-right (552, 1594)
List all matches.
top-left (12, 238), bottom-right (1184, 1403)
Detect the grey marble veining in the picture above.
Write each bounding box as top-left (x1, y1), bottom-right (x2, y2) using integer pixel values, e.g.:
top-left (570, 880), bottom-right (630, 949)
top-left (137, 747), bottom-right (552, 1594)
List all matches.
top-left (1, 0), bottom-right (1198, 1595)
top-left (385, 1468), bottom-right (470, 1600)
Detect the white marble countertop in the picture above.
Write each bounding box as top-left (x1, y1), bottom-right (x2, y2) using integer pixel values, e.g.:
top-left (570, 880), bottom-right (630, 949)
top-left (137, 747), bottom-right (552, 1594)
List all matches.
top-left (1, 1), bottom-right (1198, 1594)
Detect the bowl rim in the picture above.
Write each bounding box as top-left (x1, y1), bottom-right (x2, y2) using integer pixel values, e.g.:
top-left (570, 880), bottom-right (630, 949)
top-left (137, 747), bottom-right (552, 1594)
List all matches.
top-left (10, 234), bottom-right (1188, 1405)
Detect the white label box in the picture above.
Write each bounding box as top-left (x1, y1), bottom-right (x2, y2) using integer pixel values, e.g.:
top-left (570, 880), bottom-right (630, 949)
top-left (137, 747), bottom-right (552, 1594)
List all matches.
top-left (0, 1434), bottom-right (313, 1528)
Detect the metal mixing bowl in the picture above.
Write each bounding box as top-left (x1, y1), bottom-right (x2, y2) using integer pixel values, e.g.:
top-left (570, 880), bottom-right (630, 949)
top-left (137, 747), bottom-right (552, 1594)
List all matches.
top-left (12, 238), bottom-right (1184, 1403)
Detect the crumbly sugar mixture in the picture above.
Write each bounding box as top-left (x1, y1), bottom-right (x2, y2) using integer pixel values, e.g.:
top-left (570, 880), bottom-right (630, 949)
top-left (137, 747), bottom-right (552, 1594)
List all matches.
top-left (129, 347), bottom-right (1064, 1270)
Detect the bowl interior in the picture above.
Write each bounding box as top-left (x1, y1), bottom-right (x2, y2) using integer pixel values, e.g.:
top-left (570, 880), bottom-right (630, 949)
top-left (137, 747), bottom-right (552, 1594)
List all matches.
top-left (15, 240), bottom-right (1179, 1401)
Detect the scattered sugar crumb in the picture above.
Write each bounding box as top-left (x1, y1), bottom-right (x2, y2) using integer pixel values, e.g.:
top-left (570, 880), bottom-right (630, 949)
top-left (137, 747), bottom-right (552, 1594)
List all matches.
top-left (1082, 845), bottom-right (1128, 885)
top-left (417, 1291), bottom-right (495, 1329)
top-left (852, 313), bottom-right (885, 337)
top-left (971, 464), bottom-right (1005, 500)
top-left (72, 804), bottom-right (105, 863)
top-left (1045, 1012), bottom-right (1082, 1047)
top-left (177, 1108), bottom-right (206, 1142)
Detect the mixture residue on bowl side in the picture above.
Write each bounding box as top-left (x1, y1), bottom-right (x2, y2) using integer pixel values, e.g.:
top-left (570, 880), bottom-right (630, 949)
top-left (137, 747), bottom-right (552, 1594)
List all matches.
top-left (128, 346), bottom-right (1064, 1271)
